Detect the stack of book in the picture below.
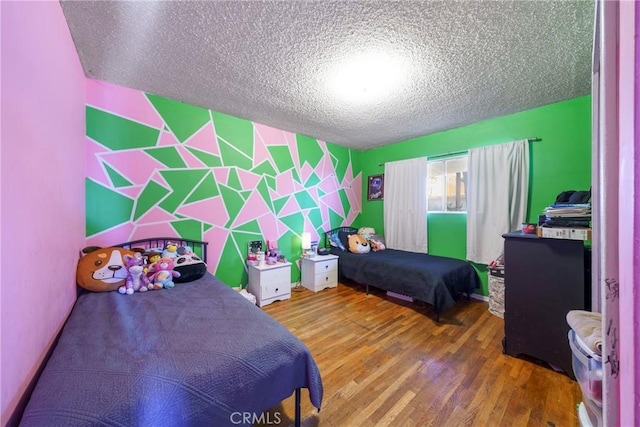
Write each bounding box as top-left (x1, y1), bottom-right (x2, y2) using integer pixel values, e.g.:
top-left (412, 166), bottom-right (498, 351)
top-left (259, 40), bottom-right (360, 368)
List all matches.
top-left (538, 203), bottom-right (592, 240)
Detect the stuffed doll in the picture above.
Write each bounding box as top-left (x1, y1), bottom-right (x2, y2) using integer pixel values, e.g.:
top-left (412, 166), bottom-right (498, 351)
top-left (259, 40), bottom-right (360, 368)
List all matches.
top-left (148, 257), bottom-right (181, 289)
top-left (348, 234), bottom-right (371, 254)
top-left (144, 251), bottom-right (162, 274)
top-left (119, 253), bottom-right (152, 295)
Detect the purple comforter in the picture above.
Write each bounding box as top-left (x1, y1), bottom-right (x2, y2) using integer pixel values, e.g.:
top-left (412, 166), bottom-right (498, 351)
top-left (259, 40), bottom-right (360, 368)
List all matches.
top-left (20, 274), bottom-right (322, 426)
top-left (333, 248), bottom-right (479, 314)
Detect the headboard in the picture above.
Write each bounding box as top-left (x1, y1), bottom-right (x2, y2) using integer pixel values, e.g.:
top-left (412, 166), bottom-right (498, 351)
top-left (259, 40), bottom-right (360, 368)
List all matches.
top-left (324, 227), bottom-right (358, 248)
top-left (113, 237), bottom-right (209, 263)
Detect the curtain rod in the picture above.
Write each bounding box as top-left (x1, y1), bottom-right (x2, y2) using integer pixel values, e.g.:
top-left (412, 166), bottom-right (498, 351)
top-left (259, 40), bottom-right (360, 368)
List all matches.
top-left (377, 137), bottom-right (540, 166)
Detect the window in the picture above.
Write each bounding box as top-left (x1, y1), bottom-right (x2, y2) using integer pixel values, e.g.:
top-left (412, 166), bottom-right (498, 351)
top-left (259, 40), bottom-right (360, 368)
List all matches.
top-left (427, 155), bottom-right (468, 212)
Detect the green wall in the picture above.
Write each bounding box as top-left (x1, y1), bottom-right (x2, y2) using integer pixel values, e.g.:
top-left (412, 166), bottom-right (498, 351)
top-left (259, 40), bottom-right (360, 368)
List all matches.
top-left (358, 96), bottom-right (592, 295)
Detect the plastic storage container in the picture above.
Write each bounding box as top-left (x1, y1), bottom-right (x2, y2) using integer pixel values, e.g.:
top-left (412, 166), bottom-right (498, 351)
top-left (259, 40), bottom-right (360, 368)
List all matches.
top-left (568, 329), bottom-right (603, 427)
top-left (488, 267), bottom-right (505, 318)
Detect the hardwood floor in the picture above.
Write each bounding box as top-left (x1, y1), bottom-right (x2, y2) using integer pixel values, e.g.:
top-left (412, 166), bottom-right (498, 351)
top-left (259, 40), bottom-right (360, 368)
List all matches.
top-left (260, 281), bottom-right (583, 427)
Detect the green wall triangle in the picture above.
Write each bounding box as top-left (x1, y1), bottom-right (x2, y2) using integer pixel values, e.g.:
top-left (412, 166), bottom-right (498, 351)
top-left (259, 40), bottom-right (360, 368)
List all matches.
top-left (133, 180), bottom-right (171, 221)
top-left (158, 169), bottom-right (209, 213)
top-left (104, 163), bottom-right (133, 188)
top-left (186, 147), bottom-right (223, 167)
top-left (145, 147), bottom-right (187, 169)
top-left (296, 135), bottom-right (324, 169)
top-left (86, 178), bottom-right (134, 236)
top-left (184, 172), bottom-right (219, 204)
top-left (87, 107), bottom-right (159, 150)
top-left (146, 94), bottom-right (210, 143)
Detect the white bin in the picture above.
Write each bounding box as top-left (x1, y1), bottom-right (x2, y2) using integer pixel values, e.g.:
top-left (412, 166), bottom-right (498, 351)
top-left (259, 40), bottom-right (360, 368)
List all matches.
top-left (488, 267), bottom-right (504, 318)
top-left (568, 329), bottom-right (603, 427)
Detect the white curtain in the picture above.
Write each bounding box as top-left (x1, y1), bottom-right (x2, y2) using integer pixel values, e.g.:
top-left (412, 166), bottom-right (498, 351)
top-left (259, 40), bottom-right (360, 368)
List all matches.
top-left (466, 140), bottom-right (529, 264)
top-left (383, 158), bottom-right (428, 253)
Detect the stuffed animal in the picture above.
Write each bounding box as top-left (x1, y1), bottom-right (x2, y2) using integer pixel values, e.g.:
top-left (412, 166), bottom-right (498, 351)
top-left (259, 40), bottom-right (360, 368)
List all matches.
top-left (348, 234), bottom-right (371, 254)
top-left (358, 227), bottom-right (376, 240)
top-left (148, 257), bottom-right (181, 289)
top-left (162, 242), bottom-right (178, 259)
top-left (330, 233), bottom-right (346, 251)
top-left (368, 238), bottom-right (386, 252)
top-left (119, 253), bottom-right (152, 295)
top-left (143, 251), bottom-right (162, 274)
top-left (76, 246), bottom-right (138, 292)
top-left (176, 245), bottom-right (193, 255)
top-left (173, 253), bottom-right (207, 283)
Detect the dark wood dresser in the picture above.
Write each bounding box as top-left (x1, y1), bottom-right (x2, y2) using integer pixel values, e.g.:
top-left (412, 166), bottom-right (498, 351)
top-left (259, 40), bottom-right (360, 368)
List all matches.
top-left (502, 231), bottom-right (591, 379)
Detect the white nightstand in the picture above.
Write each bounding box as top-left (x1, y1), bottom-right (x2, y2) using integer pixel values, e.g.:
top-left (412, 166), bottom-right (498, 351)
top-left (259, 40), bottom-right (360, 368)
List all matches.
top-left (247, 262), bottom-right (292, 307)
top-left (301, 254), bottom-right (339, 292)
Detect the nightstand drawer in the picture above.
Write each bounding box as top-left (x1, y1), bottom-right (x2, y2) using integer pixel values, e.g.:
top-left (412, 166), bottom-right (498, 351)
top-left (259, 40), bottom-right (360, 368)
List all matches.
top-left (247, 262), bottom-right (292, 307)
top-left (261, 280), bottom-right (289, 300)
top-left (311, 259), bottom-right (338, 276)
top-left (313, 269), bottom-right (338, 287)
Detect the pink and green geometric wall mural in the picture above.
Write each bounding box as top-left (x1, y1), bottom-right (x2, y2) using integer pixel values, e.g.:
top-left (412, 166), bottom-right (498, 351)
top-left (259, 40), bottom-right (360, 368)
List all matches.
top-left (85, 79), bottom-right (362, 286)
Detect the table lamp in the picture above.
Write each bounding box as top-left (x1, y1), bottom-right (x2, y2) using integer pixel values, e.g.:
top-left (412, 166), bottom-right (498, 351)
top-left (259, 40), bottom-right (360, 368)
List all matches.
top-left (301, 232), bottom-right (312, 257)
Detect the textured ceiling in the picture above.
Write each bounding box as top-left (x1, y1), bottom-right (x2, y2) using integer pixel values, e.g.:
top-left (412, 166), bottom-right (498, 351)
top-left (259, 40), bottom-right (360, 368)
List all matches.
top-left (61, 1), bottom-right (594, 150)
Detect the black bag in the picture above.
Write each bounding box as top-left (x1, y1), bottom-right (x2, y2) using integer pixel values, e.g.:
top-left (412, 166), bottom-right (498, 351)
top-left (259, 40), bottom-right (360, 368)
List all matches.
top-left (554, 189), bottom-right (591, 204)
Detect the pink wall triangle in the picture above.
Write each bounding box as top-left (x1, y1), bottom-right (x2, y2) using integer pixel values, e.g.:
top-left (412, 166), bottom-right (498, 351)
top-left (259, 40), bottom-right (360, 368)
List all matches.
top-left (303, 217), bottom-right (319, 242)
top-left (278, 196), bottom-right (301, 217)
top-left (255, 123), bottom-right (288, 146)
top-left (158, 130), bottom-right (180, 147)
top-left (130, 223), bottom-right (177, 242)
top-left (237, 169), bottom-right (261, 190)
top-left (137, 206), bottom-right (177, 224)
top-left (318, 155), bottom-right (333, 180)
top-left (213, 168), bottom-right (229, 186)
top-left (343, 163), bottom-right (355, 185)
top-left (176, 145), bottom-right (207, 169)
top-left (86, 78), bottom-right (163, 129)
top-left (119, 186), bottom-right (144, 199)
top-left (283, 130), bottom-right (297, 147)
top-left (185, 122), bottom-right (219, 155)
top-left (203, 227), bottom-right (229, 273)
top-left (252, 128), bottom-right (273, 167)
top-left (320, 192), bottom-right (344, 217)
top-left (257, 214), bottom-right (281, 241)
top-left (85, 222), bottom-right (135, 248)
top-left (299, 162), bottom-right (313, 185)
top-left (275, 170), bottom-right (296, 197)
top-left (318, 201), bottom-right (330, 226)
top-left (87, 139), bottom-right (111, 186)
top-left (151, 171), bottom-right (169, 188)
top-left (318, 174), bottom-right (339, 194)
top-left (177, 197), bottom-right (229, 227)
top-left (101, 150), bottom-right (166, 186)
top-left (232, 191), bottom-right (271, 228)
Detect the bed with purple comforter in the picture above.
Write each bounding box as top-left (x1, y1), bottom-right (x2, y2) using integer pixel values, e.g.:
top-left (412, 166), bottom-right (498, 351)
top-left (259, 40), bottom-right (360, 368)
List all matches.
top-left (326, 227), bottom-right (479, 321)
top-left (20, 272), bottom-right (323, 426)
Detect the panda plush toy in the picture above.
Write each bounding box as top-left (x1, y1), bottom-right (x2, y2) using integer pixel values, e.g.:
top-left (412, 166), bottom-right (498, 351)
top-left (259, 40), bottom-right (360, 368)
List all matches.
top-left (173, 252), bottom-right (207, 283)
